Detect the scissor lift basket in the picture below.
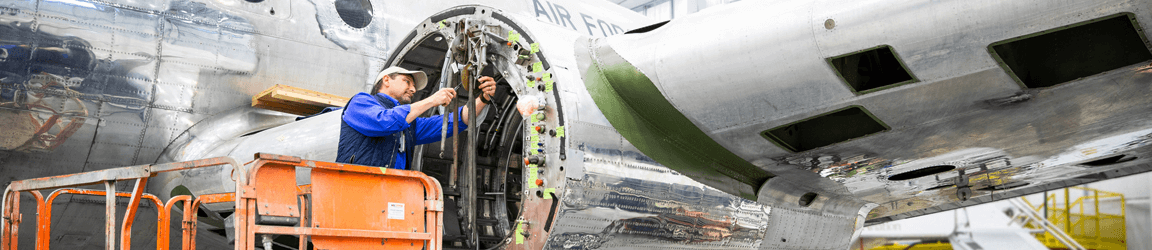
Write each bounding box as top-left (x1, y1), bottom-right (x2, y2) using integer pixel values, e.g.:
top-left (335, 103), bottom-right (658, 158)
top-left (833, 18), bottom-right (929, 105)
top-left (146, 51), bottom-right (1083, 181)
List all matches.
top-left (1, 153), bottom-right (444, 250)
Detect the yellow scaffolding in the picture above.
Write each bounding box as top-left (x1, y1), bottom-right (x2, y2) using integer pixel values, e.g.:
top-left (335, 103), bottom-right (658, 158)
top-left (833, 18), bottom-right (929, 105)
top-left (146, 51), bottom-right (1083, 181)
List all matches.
top-left (867, 186), bottom-right (1128, 250)
top-left (1021, 187), bottom-right (1127, 250)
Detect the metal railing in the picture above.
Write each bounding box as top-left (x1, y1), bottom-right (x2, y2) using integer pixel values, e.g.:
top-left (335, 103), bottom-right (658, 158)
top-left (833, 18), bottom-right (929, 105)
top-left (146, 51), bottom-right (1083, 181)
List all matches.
top-left (1, 153), bottom-right (444, 250)
top-left (1008, 198), bottom-right (1085, 250)
top-left (1011, 187), bottom-right (1128, 250)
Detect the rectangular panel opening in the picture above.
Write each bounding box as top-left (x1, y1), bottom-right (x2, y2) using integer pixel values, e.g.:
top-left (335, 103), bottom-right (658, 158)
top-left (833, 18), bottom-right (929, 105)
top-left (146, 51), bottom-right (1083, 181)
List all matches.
top-left (989, 13), bottom-right (1152, 88)
top-left (827, 45), bottom-right (917, 94)
top-left (762, 106), bottom-right (888, 152)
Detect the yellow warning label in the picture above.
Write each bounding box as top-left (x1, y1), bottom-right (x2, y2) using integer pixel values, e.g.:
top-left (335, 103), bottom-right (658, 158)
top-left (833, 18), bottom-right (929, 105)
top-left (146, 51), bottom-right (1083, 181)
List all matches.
top-left (543, 188), bottom-right (555, 199)
top-left (515, 224), bottom-right (524, 244)
top-left (532, 62), bottom-right (543, 73)
top-left (507, 31), bottom-right (521, 44)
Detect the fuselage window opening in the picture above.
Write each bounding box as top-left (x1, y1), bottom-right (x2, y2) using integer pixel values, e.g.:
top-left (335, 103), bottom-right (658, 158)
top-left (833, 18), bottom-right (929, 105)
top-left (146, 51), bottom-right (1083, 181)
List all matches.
top-left (989, 12), bottom-right (1152, 89)
top-left (827, 45), bottom-right (918, 95)
top-left (761, 106), bottom-right (889, 153)
top-left (335, 0), bottom-right (373, 28)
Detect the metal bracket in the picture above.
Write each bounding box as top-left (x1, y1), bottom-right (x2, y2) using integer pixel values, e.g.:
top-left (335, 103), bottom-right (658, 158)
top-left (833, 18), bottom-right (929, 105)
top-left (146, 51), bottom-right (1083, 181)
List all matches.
top-left (255, 214), bottom-right (300, 226)
top-left (426, 200), bottom-right (444, 212)
top-left (956, 169), bottom-right (972, 201)
top-left (238, 186), bottom-right (258, 199)
top-left (254, 153), bottom-right (302, 163)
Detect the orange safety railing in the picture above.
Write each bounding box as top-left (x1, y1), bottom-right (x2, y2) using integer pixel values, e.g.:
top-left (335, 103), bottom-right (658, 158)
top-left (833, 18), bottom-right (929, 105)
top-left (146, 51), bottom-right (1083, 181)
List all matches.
top-left (235, 153), bottom-right (444, 250)
top-left (0, 153), bottom-right (444, 250)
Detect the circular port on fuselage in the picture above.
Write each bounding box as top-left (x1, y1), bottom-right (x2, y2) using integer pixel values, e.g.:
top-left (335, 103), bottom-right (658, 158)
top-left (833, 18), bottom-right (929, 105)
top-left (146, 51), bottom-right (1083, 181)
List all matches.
top-left (335, 0), bottom-right (372, 28)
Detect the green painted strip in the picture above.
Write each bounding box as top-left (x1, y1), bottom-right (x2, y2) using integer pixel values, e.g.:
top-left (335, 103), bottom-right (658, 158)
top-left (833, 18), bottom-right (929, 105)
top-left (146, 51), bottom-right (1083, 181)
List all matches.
top-left (580, 39), bottom-right (772, 201)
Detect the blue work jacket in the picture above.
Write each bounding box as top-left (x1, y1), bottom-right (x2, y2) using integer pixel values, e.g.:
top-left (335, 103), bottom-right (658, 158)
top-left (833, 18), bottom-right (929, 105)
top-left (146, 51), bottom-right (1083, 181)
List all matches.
top-left (336, 92), bottom-right (466, 169)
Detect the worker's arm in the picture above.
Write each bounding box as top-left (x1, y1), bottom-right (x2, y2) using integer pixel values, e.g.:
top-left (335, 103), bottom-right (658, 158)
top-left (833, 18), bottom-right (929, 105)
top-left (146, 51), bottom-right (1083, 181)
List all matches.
top-left (412, 109), bottom-right (467, 144)
top-left (406, 88), bottom-right (456, 122)
top-left (342, 93), bottom-right (414, 137)
top-left (410, 76), bottom-right (497, 144)
top-left (460, 76), bottom-right (498, 126)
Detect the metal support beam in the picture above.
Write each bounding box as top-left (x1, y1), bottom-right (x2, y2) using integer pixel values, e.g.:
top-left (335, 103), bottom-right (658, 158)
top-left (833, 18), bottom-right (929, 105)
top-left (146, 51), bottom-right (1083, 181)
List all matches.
top-left (1065, 188), bottom-right (1071, 233)
top-left (2, 189), bottom-right (19, 250)
top-left (120, 178), bottom-right (147, 250)
top-left (8, 167), bottom-right (147, 192)
top-left (104, 181), bottom-right (115, 250)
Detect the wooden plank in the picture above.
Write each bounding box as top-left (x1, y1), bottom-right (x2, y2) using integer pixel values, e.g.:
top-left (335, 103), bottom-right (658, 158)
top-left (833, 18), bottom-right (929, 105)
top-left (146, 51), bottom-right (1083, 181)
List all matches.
top-left (269, 91), bottom-right (345, 107)
top-left (251, 84), bottom-right (350, 116)
top-left (253, 100), bottom-right (324, 116)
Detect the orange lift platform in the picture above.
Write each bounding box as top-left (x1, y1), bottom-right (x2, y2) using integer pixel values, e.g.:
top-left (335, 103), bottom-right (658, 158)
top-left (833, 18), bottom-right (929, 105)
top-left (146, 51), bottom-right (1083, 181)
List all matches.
top-left (0, 153), bottom-right (444, 250)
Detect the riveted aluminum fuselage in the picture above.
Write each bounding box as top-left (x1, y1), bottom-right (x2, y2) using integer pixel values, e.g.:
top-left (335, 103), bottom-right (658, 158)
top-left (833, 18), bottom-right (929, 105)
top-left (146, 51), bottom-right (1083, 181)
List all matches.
top-left (3, 0), bottom-right (1152, 249)
top-left (596, 0), bottom-right (1152, 227)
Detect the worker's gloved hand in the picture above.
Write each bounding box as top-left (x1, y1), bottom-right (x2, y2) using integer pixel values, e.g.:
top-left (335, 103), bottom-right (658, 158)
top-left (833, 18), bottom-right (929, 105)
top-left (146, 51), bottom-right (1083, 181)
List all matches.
top-left (478, 76), bottom-right (497, 101)
top-left (429, 88), bottom-right (456, 106)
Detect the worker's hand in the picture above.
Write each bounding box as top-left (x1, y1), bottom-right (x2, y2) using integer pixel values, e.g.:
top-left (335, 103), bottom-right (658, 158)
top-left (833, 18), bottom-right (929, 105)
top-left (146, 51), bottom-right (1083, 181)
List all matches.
top-left (478, 76), bottom-right (497, 101)
top-left (427, 88), bottom-right (456, 106)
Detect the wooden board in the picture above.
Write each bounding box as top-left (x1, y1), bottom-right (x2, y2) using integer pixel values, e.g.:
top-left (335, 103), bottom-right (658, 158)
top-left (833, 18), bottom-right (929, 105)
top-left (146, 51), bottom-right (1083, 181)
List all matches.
top-left (251, 84), bottom-right (350, 116)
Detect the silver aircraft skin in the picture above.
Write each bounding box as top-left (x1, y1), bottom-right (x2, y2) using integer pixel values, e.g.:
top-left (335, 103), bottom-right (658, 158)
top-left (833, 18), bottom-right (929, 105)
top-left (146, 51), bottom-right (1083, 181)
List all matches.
top-left (2, 0), bottom-right (1152, 249)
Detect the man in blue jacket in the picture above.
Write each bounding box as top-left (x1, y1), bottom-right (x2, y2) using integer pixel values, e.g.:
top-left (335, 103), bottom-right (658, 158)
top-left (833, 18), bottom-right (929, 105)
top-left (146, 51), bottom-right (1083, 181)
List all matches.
top-left (336, 66), bottom-right (496, 169)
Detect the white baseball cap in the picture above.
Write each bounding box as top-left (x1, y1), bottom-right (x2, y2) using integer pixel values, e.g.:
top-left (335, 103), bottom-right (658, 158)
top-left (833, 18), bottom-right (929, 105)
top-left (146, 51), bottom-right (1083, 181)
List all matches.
top-left (376, 66), bottom-right (428, 91)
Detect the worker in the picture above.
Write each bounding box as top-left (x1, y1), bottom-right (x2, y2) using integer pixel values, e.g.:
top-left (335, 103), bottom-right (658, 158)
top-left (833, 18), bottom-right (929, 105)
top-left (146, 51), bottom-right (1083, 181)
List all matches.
top-left (336, 66), bottom-right (497, 169)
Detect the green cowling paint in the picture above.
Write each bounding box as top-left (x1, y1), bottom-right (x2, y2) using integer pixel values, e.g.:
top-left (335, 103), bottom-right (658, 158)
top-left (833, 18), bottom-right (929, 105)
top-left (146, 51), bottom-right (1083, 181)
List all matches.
top-left (579, 38), bottom-right (772, 201)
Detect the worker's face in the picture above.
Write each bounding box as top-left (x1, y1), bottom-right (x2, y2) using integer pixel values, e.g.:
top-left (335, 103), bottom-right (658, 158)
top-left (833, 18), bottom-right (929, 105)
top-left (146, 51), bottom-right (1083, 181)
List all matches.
top-left (380, 74), bottom-right (416, 104)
